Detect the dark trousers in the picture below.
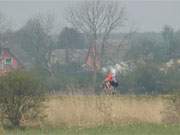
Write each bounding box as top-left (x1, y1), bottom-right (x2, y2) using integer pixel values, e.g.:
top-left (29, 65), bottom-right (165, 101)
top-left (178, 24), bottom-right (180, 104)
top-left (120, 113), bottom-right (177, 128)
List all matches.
top-left (110, 81), bottom-right (118, 88)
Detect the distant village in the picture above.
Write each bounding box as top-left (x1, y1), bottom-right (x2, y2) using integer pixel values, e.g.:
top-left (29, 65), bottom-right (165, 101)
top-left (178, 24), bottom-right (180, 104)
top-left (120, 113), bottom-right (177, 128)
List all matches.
top-left (0, 31), bottom-right (129, 75)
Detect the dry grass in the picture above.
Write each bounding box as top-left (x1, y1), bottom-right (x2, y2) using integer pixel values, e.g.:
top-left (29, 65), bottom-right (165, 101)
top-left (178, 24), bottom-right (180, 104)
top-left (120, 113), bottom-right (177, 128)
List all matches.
top-left (44, 95), bottom-right (170, 127)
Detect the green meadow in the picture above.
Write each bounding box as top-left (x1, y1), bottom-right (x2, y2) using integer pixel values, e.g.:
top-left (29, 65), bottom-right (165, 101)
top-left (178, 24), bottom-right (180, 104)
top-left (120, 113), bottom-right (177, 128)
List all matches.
top-left (5, 124), bottom-right (180, 135)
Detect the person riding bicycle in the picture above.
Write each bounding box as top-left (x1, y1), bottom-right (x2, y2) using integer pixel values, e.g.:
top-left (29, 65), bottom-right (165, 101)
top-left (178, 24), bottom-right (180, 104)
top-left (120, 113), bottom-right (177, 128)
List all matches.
top-left (103, 69), bottom-right (118, 89)
top-left (104, 71), bottom-right (113, 89)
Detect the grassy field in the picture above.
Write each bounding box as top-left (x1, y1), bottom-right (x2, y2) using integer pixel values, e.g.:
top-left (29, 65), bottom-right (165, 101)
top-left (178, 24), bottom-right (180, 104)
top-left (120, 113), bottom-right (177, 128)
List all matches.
top-left (1, 95), bottom-right (179, 135)
top-left (44, 95), bottom-right (176, 126)
top-left (5, 124), bottom-right (180, 135)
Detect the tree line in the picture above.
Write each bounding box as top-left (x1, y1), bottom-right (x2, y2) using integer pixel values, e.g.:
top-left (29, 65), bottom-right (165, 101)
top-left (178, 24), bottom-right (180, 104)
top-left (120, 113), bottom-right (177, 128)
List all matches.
top-left (0, 1), bottom-right (180, 94)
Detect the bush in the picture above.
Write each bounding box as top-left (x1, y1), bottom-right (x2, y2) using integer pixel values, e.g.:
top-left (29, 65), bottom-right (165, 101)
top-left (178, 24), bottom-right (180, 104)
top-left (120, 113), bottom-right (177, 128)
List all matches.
top-left (119, 63), bottom-right (166, 94)
top-left (0, 70), bottom-right (46, 127)
top-left (164, 67), bottom-right (180, 93)
top-left (47, 63), bottom-right (103, 92)
top-left (47, 71), bottom-right (102, 92)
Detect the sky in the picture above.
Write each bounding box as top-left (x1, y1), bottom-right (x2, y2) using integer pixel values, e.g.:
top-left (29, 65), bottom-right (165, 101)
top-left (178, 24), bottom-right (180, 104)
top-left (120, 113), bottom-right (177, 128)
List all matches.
top-left (0, 0), bottom-right (180, 33)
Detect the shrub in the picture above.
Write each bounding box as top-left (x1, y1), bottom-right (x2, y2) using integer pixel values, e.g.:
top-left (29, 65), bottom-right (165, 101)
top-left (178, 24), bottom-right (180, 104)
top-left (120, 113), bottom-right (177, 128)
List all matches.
top-left (164, 67), bottom-right (180, 93)
top-left (47, 63), bottom-right (103, 92)
top-left (0, 70), bottom-right (46, 127)
top-left (119, 63), bottom-right (166, 94)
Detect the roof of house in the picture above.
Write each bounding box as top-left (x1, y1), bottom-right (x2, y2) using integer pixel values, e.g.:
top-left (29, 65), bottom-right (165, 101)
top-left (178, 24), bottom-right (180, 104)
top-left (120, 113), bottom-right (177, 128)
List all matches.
top-left (0, 47), bottom-right (24, 67)
top-left (52, 49), bottom-right (88, 63)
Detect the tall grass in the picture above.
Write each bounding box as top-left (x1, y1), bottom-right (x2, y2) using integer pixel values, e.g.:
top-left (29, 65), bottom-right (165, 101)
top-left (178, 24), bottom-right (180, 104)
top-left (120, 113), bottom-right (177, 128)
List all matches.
top-left (44, 95), bottom-right (170, 127)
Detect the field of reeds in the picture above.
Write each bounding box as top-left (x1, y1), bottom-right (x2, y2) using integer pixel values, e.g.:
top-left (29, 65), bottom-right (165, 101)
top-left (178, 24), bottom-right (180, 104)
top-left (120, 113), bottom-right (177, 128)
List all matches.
top-left (1, 95), bottom-right (180, 135)
top-left (43, 95), bottom-right (179, 127)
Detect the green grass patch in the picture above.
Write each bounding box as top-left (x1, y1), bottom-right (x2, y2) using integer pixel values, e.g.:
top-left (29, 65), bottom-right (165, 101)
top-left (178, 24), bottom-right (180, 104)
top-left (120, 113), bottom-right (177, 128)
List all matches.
top-left (5, 123), bottom-right (180, 135)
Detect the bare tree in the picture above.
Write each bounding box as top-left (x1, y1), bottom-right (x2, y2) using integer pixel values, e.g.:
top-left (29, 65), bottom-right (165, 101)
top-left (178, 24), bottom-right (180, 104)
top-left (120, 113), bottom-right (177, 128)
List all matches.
top-left (17, 14), bottom-right (55, 76)
top-left (38, 13), bottom-right (55, 35)
top-left (0, 12), bottom-right (9, 33)
top-left (38, 14), bottom-right (56, 76)
top-left (33, 14), bottom-right (56, 76)
top-left (0, 12), bottom-right (11, 47)
top-left (66, 0), bottom-right (125, 89)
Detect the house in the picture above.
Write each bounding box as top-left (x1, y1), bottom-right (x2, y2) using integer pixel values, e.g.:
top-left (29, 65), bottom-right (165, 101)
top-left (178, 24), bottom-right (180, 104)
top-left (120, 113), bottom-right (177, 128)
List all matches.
top-left (0, 48), bottom-right (23, 75)
top-left (50, 49), bottom-right (88, 64)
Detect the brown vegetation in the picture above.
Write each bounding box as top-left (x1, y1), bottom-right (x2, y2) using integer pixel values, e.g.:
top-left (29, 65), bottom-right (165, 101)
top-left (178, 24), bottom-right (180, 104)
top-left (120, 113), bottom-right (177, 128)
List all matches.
top-left (44, 95), bottom-right (173, 127)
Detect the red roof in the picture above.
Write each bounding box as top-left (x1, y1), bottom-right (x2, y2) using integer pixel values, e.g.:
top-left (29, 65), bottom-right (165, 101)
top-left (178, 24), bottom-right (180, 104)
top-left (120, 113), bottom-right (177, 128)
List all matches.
top-left (0, 48), bottom-right (23, 75)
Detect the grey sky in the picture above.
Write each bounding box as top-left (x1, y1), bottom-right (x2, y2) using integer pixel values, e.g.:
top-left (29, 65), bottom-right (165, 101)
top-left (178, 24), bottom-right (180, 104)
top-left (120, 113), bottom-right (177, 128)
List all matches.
top-left (0, 0), bottom-right (180, 33)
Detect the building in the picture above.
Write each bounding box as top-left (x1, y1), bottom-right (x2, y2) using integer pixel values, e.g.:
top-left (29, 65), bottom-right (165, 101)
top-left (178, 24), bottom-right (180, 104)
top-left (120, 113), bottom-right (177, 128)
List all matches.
top-left (50, 49), bottom-right (88, 64)
top-left (0, 48), bottom-right (23, 75)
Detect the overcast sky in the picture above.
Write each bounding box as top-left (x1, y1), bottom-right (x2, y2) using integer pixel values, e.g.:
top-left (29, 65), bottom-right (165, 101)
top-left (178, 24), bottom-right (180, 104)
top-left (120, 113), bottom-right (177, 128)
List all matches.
top-left (0, 0), bottom-right (180, 33)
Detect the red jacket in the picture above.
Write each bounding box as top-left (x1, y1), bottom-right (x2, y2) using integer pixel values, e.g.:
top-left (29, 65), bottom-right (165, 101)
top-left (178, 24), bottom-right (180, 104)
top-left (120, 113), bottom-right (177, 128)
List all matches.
top-left (105, 72), bottom-right (113, 81)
